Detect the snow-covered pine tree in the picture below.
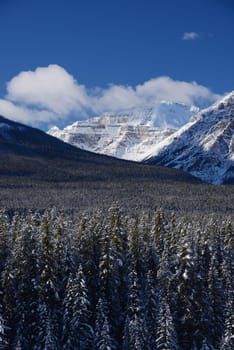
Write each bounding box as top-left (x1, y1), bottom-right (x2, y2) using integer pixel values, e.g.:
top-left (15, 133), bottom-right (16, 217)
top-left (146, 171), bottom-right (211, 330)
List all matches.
top-left (98, 223), bottom-right (123, 346)
top-left (208, 253), bottom-right (225, 348)
top-left (157, 241), bottom-right (172, 297)
top-left (157, 239), bottom-right (177, 322)
top-left (223, 222), bottom-right (234, 290)
top-left (107, 205), bottom-right (128, 263)
top-left (220, 271), bottom-right (234, 350)
top-left (156, 295), bottom-right (178, 350)
top-left (35, 302), bottom-right (59, 350)
top-left (66, 265), bottom-right (93, 349)
top-left (94, 298), bottom-right (116, 350)
top-left (150, 210), bottom-right (165, 258)
top-left (122, 268), bottom-right (148, 349)
top-left (2, 218), bottom-right (40, 348)
top-left (127, 215), bottom-right (144, 277)
top-left (62, 275), bottom-right (74, 350)
top-left (174, 229), bottom-right (197, 350)
top-left (54, 211), bottom-right (72, 297)
top-left (75, 211), bottom-right (102, 307)
top-left (0, 209), bottom-right (9, 271)
top-left (200, 338), bottom-right (215, 350)
top-left (138, 212), bottom-right (159, 290)
top-left (0, 300), bottom-right (8, 350)
top-left (164, 212), bottom-right (178, 257)
top-left (105, 205), bottom-right (128, 342)
top-left (39, 211), bottom-right (58, 305)
top-left (98, 226), bottom-right (116, 300)
top-left (144, 270), bottom-right (158, 349)
top-left (192, 239), bottom-right (213, 349)
top-left (38, 211), bottom-right (60, 347)
top-left (53, 211), bottom-right (73, 341)
top-left (218, 221), bottom-right (234, 350)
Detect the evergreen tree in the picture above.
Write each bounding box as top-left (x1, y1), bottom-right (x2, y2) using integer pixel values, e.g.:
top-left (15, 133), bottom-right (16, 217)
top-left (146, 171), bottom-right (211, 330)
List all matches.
top-left (0, 303), bottom-right (8, 350)
top-left (3, 219), bottom-right (40, 348)
top-left (0, 209), bottom-right (9, 271)
top-left (105, 205), bottom-right (128, 341)
top-left (94, 298), bottom-right (116, 350)
top-left (138, 212), bottom-right (158, 295)
top-left (75, 211), bottom-right (102, 306)
top-left (38, 212), bottom-right (60, 348)
top-left (208, 253), bottom-right (225, 347)
top-left (193, 240), bottom-right (213, 349)
top-left (200, 338), bottom-right (215, 350)
top-left (98, 223), bottom-right (123, 345)
top-left (35, 302), bottom-right (59, 350)
top-left (122, 268), bottom-right (148, 349)
top-left (220, 278), bottom-right (234, 350)
top-left (157, 241), bottom-right (173, 298)
top-left (156, 296), bottom-right (178, 350)
top-left (144, 270), bottom-right (158, 349)
top-left (174, 230), bottom-right (197, 350)
top-left (127, 216), bottom-right (144, 277)
top-left (62, 275), bottom-right (74, 350)
top-left (223, 222), bottom-right (234, 292)
top-left (54, 211), bottom-right (72, 296)
top-left (39, 212), bottom-right (58, 307)
top-left (62, 265), bottom-right (93, 349)
top-left (150, 210), bottom-right (165, 258)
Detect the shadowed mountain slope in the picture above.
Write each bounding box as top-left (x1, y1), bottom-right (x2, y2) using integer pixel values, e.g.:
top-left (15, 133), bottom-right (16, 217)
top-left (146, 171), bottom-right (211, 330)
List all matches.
top-left (0, 114), bottom-right (199, 184)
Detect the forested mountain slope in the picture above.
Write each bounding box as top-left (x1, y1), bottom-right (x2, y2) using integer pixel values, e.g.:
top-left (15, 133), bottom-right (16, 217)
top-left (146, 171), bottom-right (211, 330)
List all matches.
top-left (0, 114), bottom-right (197, 183)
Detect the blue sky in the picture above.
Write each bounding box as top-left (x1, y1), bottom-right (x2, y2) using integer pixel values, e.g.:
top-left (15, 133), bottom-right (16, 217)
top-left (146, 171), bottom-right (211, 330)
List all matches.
top-left (0, 0), bottom-right (233, 128)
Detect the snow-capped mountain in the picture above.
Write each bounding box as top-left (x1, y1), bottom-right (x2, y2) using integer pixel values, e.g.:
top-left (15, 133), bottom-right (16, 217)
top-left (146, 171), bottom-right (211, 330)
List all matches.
top-left (48, 102), bottom-right (198, 161)
top-left (145, 92), bottom-right (234, 184)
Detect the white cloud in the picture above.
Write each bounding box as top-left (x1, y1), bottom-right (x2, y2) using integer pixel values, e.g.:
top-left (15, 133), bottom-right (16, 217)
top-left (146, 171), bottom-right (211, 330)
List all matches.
top-left (182, 32), bottom-right (199, 40)
top-left (135, 77), bottom-right (220, 106)
top-left (91, 76), bottom-right (220, 113)
top-left (0, 99), bottom-right (59, 126)
top-left (92, 85), bottom-right (141, 113)
top-left (7, 64), bottom-right (90, 115)
top-left (0, 64), bottom-right (221, 128)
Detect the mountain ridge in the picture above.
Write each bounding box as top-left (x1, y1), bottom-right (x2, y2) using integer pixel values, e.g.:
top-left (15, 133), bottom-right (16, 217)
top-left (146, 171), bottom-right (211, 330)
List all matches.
top-left (48, 102), bottom-right (198, 161)
top-left (145, 91), bottom-right (234, 184)
top-left (0, 114), bottom-right (200, 184)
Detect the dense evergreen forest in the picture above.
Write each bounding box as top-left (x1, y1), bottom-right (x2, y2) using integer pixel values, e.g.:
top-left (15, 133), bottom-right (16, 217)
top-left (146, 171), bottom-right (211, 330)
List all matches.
top-left (0, 206), bottom-right (233, 350)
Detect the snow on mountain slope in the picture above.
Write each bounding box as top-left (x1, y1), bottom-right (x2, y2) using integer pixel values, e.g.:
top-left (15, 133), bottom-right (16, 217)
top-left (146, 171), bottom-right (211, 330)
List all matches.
top-left (48, 103), bottom-right (197, 161)
top-left (145, 91), bottom-right (234, 184)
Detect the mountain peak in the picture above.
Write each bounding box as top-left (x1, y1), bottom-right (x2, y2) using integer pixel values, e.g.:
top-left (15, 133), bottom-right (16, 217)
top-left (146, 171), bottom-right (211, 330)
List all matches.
top-left (146, 91), bottom-right (234, 184)
top-left (48, 101), bottom-right (197, 161)
top-left (216, 90), bottom-right (234, 107)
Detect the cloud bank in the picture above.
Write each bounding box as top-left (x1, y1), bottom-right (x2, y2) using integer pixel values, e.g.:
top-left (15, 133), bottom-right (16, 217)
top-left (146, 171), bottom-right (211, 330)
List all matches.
top-left (7, 65), bottom-right (89, 115)
top-left (0, 64), bottom-right (221, 127)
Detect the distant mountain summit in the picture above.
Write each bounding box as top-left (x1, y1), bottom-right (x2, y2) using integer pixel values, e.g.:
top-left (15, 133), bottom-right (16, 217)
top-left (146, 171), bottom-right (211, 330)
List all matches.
top-left (145, 91), bottom-right (234, 184)
top-left (48, 102), bottom-right (198, 161)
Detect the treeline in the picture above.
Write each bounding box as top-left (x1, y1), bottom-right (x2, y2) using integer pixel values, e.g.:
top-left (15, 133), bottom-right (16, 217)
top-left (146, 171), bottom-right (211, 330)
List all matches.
top-left (0, 207), bottom-right (233, 349)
